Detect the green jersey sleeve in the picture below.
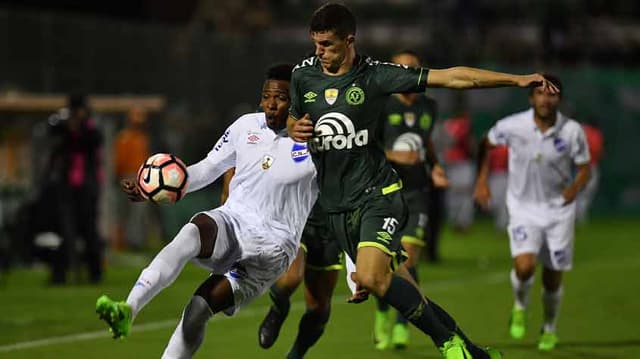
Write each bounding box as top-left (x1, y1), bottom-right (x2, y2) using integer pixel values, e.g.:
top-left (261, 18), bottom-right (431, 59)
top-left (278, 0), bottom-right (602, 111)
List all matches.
top-left (370, 60), bottom-right (428, 94)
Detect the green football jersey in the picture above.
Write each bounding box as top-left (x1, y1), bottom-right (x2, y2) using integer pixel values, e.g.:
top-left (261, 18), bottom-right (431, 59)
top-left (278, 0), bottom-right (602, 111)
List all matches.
top-left (290, 55), bottom-right (428, 212)
top-left (382, 94), bottom-right (437, 191)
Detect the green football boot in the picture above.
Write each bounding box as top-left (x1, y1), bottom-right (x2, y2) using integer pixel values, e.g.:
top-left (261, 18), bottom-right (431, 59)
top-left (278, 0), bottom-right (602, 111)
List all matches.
top-left (391, 323), bottom-right (409, 349)
top-left (96, 295), bottom-right (132, 339)
top-left (537, 331), bottom-right (558, 351)
top-left (509, 307), bottom-right (526, 339)
top-left (439, 334), bottom-right (472, 359)
top-left (373, 310), bottom-right (392, 350)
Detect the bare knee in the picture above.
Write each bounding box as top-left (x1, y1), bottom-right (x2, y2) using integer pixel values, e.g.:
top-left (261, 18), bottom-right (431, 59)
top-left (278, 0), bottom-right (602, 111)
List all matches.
top-left (190, 214), bottom-right (217, 258)
top-left (306, 295), bottom-right (332, 314)
top-left (354, 271), bottom-right (392, 297)
top-left (513, 254), bottom-right (536, 280)
top-left (194, 274), bottom-right (234, 314)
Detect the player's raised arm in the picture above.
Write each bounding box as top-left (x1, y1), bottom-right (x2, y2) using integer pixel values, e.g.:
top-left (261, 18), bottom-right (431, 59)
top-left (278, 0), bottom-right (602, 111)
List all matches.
top-left (186, 123), bottom-right (237, 194)
top-left (427, 67), bottom-right (560, 93)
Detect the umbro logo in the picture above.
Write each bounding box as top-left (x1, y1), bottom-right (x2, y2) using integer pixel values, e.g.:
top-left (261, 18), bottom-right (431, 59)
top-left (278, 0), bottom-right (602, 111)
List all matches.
top-left (304, 91), bottom-right (317, 103)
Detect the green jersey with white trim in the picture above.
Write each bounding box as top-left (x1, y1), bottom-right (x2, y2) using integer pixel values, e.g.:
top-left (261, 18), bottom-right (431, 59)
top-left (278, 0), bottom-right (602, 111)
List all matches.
top-left (382, 94), bottom-right (437, 191)
top-left (290, 55), bottom-right (428, 212)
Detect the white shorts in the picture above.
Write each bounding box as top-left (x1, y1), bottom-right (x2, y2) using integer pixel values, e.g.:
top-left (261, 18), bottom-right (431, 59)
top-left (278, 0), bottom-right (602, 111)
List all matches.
top-left (507, 203), bottom-right (576, 271)
top-left (190, 208), bottom-right (292, 316)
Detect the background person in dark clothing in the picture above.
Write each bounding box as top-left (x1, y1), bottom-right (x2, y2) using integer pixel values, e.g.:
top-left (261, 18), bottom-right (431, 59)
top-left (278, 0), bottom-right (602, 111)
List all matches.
top-left (45, 94), bottom-right (104, 284)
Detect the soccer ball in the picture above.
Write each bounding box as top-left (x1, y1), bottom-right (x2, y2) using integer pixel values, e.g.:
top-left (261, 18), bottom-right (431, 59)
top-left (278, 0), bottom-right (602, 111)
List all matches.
top-left (137, 153), bottom-right (189, 204)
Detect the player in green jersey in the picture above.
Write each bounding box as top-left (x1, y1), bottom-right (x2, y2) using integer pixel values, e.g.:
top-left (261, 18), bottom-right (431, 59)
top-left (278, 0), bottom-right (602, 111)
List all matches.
top-left (374, 49), bottom-right (450, 350)
top-left (288, 4), bottom-right (558, 359)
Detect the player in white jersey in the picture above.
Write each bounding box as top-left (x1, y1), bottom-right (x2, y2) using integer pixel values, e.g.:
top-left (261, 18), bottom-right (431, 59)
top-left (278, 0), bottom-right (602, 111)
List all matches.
top-left (95, 64), bottom-right (318, 359)
top-left (474, 75), bottom-right (591, 352)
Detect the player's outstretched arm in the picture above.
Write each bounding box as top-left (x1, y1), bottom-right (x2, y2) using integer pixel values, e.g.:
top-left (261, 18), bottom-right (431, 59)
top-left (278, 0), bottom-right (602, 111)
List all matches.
top-left (427, 67), bottom-right (560, 92)
top-left (473, 137), bottom-right (494, 209)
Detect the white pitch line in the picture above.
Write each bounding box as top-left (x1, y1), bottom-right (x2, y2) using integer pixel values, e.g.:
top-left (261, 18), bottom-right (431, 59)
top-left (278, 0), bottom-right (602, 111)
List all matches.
top-left (0, 270), bottom-right (506, 354)
top-left (3, 256), bottom-right (632, 354)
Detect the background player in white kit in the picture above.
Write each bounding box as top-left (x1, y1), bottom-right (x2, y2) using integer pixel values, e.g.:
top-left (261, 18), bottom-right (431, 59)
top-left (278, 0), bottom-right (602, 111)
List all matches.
top-left (474, 75), bottom-right (591, 352)
top-left (95, 64), bottom-right (318, 358)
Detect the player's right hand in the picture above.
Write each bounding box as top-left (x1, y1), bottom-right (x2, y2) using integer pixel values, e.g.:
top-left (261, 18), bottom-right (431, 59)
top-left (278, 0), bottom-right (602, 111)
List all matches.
top-left (347, 272), bottom-right (370, 304)
top-left (518, 74), bottom-right (560, 94)
top-left (473, 180), bottom-right (491, 209)
top-left (288, 114), bottom-right (314, 143)
top-left (120, 178), bottom-right (145, 202)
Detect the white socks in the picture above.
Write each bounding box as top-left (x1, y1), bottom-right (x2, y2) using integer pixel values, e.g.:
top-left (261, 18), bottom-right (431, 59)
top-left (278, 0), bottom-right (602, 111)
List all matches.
top-left (127, 223), bottom-right (201, 317)
top-left (542, 287), bottom-right (563, 333)
top-left (510, 268), bottom-right (534, 310)
top-left (162, 296), bottom-right (213, 359)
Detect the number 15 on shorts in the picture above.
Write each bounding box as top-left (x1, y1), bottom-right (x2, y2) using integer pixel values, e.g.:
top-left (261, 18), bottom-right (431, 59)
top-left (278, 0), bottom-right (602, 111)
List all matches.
top-left (382, 217), bottom-right (399, 234)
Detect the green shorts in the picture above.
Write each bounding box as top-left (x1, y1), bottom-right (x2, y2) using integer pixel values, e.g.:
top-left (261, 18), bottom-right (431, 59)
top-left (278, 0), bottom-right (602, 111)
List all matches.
top-left (328, 182), bottom-right (408, 271)
top-left (399, 189), bottom-right (429, 247)
top-left (301, 205), bottom-right (343, 271)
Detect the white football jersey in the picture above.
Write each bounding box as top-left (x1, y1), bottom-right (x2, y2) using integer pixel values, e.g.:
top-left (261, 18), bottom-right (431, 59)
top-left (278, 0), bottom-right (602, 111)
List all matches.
top-left (488, 109), bottom-right (590, 211)
top-left (186, 112), bottom-right (318, 255)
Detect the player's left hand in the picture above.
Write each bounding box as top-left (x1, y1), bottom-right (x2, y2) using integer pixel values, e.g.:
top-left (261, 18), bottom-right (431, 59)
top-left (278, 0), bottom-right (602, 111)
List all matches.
top-left (120, 178), bottom-right (145, 202)
top-left (562, 186), bottom-right (579, 205)
top-left (347, 273), bottom-right (369, 304)
top-left (431, 164), bottom-right (449, 188)
top-left (288, 114), bottom-right (314, 143)
top-left (518, 74), bottom-right (560, 94)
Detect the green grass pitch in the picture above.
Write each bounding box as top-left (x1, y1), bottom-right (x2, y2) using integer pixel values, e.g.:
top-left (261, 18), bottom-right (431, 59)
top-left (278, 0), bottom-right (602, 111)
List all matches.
top-left (1, 218), bottom-right (639, 358)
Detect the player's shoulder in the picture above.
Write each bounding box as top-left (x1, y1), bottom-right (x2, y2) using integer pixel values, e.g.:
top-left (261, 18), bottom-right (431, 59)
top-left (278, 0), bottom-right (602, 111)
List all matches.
top-left (363, 56), bottom-right (389, 67)
top-left (231, 112), bottom-right (266, 131)
top-left (292, 56), bottom-right (318, 74)
top-left (560, 115), bottom-right (584, 134)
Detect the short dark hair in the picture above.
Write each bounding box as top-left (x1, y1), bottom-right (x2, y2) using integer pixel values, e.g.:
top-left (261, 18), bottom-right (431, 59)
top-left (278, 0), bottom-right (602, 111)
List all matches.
top-left (391, 49), bottom-right (421, 64)
top-left (530, 74), bottom-right (563, 96)
top-left (310, 3), bottom-right (356, 38)
top-left (266, 63), bottom-right (294, 83)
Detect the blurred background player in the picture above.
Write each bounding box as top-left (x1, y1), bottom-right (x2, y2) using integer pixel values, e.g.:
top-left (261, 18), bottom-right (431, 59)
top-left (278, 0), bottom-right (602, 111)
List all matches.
top-left (487, 145), bottom-right (509, 230)
top-left (288, 3), bottom-right (557, 358)
top-left (576, 118), bottom-right (603, 222)
top-left (96, 64), bottom-right (319, 358)
top-left (475, 75), bottom-right (590, 352)
top-left (113, 106), bottom-right (153, 250)
top-left (45, 94), bottom-right (104, 284)
top-left (441, 98), bottom-right (476, 233)
top-left (375, 49), bottom-right (449, 350)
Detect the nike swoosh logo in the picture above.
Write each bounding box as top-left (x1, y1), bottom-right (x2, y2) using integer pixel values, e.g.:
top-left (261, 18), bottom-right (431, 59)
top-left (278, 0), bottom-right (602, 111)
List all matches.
top-left (143, 168), bottom-right (152, 184)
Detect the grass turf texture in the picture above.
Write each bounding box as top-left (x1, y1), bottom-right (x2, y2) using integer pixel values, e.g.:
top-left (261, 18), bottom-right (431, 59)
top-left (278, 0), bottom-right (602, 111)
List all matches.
top-left (0, 218), bottom-right (638, 358)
